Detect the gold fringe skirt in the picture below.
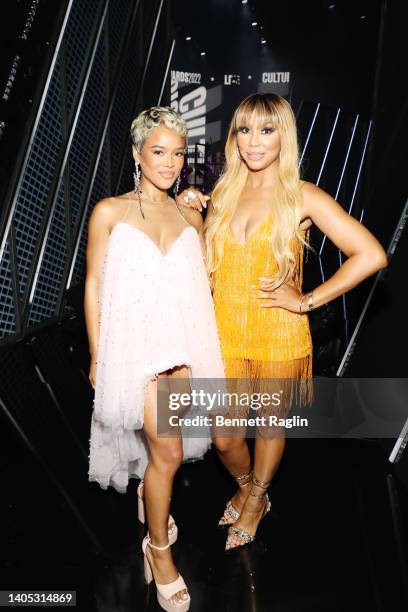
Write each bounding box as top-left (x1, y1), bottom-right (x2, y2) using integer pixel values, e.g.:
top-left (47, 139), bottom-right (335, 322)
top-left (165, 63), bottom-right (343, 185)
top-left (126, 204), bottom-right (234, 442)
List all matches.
top-left (212, 354), bottom-right (313, 440)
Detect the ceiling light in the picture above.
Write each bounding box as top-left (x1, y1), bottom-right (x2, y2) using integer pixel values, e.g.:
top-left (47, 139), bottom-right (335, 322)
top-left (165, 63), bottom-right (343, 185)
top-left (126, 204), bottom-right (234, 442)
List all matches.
top-left (185, 36), bottom-right (191, 40)
top-left (201, 51), bottom-right (206, 55)
top-left (251, 22), bottom-right (258, 26)
top-left (210, 77), bottom-right (215, 81)
top-left (242, 0), bottom-right (248, 3)
top-left (261, 38), bottom-right (266, 44)
top-left (248, 75), bottom-right (252, 79)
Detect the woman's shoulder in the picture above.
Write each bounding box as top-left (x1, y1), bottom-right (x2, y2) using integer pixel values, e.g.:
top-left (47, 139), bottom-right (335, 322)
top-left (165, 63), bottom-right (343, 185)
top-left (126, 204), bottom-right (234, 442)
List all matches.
top-left (299, 181), bottom-right (319, 230)
top-left (300, 180), bottom-right (330, 210)
top-left (300, 180), bottom-right (331, 202)
top-left (300, 180), bottom-right (318, 196)
top-left (299, 181), bottom-right (342, 230)
top-left (90, 192), bottom-right (132, 230)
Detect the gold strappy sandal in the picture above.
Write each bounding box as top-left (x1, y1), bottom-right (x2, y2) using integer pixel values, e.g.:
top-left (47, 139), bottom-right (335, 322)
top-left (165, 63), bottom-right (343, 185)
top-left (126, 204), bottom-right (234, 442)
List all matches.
top-left (225, 475), bottom-right (272, 551)
top-left (218, 467), bottom-right (253, 527)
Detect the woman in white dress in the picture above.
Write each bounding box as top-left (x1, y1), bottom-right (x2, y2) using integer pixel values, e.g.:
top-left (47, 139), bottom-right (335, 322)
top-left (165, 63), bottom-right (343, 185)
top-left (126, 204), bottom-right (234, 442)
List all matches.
top-left (84, 107), bottom-right (225, 611)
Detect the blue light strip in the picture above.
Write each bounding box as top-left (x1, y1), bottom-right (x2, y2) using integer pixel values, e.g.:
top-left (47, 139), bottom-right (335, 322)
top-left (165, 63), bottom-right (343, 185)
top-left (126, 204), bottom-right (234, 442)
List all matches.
top-left (158, 38), bottom-right (175, 105)
top-left (348, 120), bottom-right (372, 215)
top-left (319, 113), bottom-right (359, 255)
top-left (299, 102), bottom-right (320, 167)
top-left (28, 1), bottom-right (110, 305)
top-left (316, 107), bottom-right (340, 186)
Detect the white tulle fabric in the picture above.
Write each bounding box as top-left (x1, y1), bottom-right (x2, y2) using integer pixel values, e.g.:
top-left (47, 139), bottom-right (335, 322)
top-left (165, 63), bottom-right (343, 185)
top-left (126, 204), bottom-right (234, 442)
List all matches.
top-left (88, 220), bottom-right (225, 493)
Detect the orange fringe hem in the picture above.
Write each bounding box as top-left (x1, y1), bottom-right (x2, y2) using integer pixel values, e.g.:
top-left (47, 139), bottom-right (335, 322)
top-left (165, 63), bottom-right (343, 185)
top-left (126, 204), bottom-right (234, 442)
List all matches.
top-left (222, 352), bottom-right (313, 419)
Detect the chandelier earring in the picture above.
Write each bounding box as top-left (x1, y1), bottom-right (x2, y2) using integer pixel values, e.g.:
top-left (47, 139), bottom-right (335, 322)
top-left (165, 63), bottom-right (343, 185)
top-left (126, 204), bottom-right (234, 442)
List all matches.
top-left (133, 161), bottom-right (141, 194)
top-left (173, 175), bottom-right (181, 196)
top-left (133, 161), bottom-right (145, 220)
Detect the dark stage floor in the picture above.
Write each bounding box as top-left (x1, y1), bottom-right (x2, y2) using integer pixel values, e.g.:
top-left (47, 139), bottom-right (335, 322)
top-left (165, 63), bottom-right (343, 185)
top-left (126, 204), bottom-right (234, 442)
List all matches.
top-left (1, 437), bottom-right (408, 611)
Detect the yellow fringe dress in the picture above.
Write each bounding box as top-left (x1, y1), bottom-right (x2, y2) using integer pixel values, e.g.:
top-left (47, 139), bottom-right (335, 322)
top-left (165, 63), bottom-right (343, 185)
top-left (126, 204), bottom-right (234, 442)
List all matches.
top-left (212, 213), bottom-right (313, 417)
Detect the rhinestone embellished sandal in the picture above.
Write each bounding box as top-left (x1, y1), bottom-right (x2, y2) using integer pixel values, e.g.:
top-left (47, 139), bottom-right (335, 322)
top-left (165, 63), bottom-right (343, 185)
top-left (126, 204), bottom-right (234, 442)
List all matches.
top-left (137, 480), bottom-right (178, 544)
top-left (142, 535), bottom-right (190, 611)
top-left (218, 467), bottom-right (253, 527)
top-left (225, 475), bottom-right (272, 551)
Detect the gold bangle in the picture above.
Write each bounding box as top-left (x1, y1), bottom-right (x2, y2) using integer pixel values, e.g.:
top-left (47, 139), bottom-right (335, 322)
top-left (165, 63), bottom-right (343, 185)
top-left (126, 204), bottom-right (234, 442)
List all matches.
top-left (299, 293), bottom-right (306, 313)
top-left (307, 291), bottom-right (314, 311)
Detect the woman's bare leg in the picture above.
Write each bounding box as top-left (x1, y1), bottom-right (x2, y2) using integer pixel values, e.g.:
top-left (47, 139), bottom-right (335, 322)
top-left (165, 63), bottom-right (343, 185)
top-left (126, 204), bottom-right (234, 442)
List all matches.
top-left (212, 373), bottom-right (253, 512)
top-left (225, 435), bottom-right (285, 547)
top-left (212, 434), bottom-right (252, 513)
top-left (143, 366), bottom-right (190, 605)
top-left (225, 358), bottom-right (303, 547)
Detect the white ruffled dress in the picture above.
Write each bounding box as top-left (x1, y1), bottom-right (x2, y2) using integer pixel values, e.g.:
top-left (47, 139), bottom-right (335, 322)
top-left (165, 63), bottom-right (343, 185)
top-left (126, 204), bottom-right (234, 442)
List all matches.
top-left (88, 210), bottom-right (225, 493)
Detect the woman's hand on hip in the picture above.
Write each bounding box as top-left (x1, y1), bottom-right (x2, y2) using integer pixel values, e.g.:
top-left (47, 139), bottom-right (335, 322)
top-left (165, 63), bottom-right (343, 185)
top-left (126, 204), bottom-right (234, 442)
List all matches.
top-left (254, 278), bottom-right (304, 313)
top-left (176, 188), bottom-right (210, 212)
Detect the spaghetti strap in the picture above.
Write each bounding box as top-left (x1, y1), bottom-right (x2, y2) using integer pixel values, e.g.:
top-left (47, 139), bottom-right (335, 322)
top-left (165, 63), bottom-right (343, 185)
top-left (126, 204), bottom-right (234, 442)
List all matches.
top-left (119, 195), bottom-right (135, 224)
top-left (172, 196), bottom-right (191, 228)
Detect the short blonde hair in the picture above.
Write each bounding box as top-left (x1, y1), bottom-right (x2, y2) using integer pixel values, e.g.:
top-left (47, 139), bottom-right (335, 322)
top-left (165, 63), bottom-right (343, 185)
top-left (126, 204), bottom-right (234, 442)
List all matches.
top-left (130, 106), bottom-right (188, 151)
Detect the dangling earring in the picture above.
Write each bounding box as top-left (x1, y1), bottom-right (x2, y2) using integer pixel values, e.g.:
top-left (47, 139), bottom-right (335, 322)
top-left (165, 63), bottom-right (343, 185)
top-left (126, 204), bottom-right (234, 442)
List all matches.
top-left (133, 161), bottom-right (145, 219)
top-left (133, 161), bottom-right (141, 194)
top-left (173, 175), bottom-right (181, 196)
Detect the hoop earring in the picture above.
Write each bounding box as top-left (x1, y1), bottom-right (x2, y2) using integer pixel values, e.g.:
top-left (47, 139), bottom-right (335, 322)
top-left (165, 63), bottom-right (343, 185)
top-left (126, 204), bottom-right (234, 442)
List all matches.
top-left (173, 175), bottom-right (181, 196)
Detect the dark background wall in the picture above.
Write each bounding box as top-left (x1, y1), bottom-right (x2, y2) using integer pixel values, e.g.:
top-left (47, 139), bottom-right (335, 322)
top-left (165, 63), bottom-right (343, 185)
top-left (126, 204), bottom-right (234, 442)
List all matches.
top-left (171, 0), bottom-right (382, 153)
top-left (0, 0), bottom-right (406, 377)
top-left (253, 0), bottom-right (381, 114)
top-left (0, 1), bottom-right (406, 583)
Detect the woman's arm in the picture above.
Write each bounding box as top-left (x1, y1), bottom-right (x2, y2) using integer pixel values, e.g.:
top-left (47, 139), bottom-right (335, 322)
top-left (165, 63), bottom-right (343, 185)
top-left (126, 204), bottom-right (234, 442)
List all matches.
top-left (258, 182), bottom-right (388, 312)
top-left (179, 202), bottom-right (206, 256)
top-left (84, 198), bottom-right (114, 386)
top-left (300, 182), bottom-right (387, 309)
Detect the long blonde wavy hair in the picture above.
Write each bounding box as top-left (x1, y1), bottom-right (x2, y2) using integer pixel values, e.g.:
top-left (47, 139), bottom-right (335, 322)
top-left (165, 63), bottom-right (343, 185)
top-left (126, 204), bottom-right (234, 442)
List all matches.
top-left (205, 93), bottom-right (309, 289)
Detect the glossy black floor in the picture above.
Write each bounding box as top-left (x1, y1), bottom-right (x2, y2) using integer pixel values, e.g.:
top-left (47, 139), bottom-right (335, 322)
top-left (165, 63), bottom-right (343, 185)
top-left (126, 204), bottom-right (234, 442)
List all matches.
top-left (0, 306), bottom-right (404, 611)
top-left (2, 433), bottom-right (408, 612)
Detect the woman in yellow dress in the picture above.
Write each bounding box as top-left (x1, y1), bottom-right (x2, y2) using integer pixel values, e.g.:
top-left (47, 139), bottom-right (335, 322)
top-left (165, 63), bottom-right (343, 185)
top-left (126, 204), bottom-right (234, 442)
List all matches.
top-left (179, 93), bottom-right (387, 550)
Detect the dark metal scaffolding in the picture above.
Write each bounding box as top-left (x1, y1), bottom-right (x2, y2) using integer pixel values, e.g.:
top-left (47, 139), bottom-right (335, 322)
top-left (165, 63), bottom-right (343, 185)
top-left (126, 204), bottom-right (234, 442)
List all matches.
top-left (0, 0), bottom-right (174, 344)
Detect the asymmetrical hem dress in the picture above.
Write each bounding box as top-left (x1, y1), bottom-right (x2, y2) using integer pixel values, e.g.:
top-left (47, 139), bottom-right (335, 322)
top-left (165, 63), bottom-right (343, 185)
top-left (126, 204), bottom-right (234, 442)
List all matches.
top-left (88, 198), bottom-right (225, 494)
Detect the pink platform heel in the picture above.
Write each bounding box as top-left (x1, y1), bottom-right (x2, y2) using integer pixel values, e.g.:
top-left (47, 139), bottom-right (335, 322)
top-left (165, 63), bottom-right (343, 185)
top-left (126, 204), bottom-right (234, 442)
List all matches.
top-left (137, 480), bottom-right (178, 544)
top-left (142, 535), bottom-right (190, 611)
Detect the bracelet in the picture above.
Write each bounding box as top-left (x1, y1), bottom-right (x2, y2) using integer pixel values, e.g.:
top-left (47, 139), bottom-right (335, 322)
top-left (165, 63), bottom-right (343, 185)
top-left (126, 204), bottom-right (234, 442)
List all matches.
top-left (299, 293), bottom-right (306, 313)
top-left (307, 291), bottom-right (314, 311)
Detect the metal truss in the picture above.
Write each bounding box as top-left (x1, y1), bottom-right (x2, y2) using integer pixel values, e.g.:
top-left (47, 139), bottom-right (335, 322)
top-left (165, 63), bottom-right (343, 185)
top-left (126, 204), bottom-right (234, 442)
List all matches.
top-left (0, 0), bottom-right (172, 344)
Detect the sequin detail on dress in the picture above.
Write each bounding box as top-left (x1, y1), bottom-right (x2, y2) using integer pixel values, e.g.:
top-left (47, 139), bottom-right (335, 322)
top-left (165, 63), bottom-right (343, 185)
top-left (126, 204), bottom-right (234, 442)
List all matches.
top-left (88, 219), bottom-right (225, 493)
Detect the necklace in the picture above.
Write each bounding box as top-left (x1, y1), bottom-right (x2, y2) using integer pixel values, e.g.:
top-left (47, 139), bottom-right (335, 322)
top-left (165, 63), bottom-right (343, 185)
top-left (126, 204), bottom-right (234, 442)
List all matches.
top-left (136, 192), bottom-right (172, 219)
top-left (135, 191), bottom-right (188, 223)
